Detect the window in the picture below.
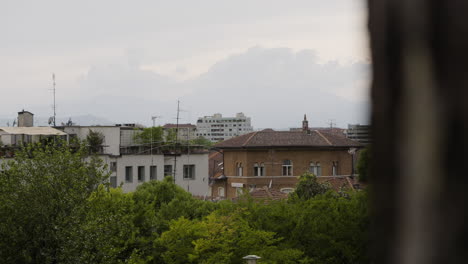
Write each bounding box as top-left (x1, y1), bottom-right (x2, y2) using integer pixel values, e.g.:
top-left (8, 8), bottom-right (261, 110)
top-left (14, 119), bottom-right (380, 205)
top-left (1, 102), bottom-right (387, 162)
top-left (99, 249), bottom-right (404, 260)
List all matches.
top-left (236, 162), bottom-right (243, 176)
top-left (183, 165), bottom-right (195, 179)
top-left (310, 162), bottom-right (316, 175)
top-left (282, 160), bottom-right (293, 176)
top-left (254, 162), bottom-right (265, 176)
top-left (110, 162), bottom-right (117, 172)
top-left (150, 165), bottom-right (157, 180)
top-left (310, 162), bottom-right (321, 176)
top-left (164, 165), bottom-right (173, 176)
top-left (138, 166), bottom-right (145, 182)
top-left (332, 161), bottom-right (338, 176)
top-left (218, 187), bottom-right (225, 197)
top-left (110, 176), bottom-right (117, 188)
top-left (125, 166), bottom-right (133, 182)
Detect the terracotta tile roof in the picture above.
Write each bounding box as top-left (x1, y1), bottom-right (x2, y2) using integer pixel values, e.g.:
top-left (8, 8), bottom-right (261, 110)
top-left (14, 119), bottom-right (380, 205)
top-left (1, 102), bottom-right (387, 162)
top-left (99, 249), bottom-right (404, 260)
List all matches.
top-left (162, 123), bottom-right (196, 128)
top-left (233, 187), bottom-right (288, 201)
top-left (215, 130), bottom-right (362, 149)
top-left (317, 176), bottom-right (355, 191)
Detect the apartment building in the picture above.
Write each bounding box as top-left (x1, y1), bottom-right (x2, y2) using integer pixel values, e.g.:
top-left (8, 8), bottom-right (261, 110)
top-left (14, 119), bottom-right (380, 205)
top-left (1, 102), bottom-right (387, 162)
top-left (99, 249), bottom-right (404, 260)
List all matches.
top-left (196, 113), bottom-right (254, 142)
top-left (57, 124), bottom-right (210, 196)
top-left (345, 124), bottom-right (372, 144)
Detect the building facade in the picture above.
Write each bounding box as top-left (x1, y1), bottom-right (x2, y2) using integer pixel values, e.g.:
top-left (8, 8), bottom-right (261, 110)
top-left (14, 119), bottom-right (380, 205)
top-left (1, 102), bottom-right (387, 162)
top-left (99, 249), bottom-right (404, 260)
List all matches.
top-left (57, 125), bottom-right (210, 196)
top-left (196, 113), bottom-right (254, 142)
top-left (212, 117), bottom-right (362, 199)
top-left (162, 123), bottom-right (197, 141)
top-left (345, 124), bottom-right (372, 144)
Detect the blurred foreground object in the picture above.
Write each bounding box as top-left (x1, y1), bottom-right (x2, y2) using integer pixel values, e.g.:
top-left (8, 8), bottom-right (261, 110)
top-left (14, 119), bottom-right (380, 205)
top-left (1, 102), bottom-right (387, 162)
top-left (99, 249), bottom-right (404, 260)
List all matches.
top-left (369, 1), bottom-right (468, 263)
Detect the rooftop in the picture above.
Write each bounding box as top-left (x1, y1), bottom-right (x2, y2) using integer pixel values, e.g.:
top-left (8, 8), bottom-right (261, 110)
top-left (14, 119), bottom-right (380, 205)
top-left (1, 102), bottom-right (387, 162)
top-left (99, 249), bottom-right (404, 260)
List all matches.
top-left (0, 127), bottom-right (67, 136)
top-left (215, 129), bottom-right (362, 149)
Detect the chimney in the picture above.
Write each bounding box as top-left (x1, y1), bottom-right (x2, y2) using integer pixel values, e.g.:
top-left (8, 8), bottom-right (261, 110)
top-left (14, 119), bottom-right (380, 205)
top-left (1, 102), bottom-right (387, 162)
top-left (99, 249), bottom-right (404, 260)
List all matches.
top-left (18, 110), bottom-right (34, 127)
top-left (302, 114), bottom-right (309, 133)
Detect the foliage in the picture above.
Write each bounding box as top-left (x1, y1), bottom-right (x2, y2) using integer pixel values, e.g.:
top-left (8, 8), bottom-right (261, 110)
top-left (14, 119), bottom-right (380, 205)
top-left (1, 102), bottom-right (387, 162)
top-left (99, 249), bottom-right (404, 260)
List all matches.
top-left (0, 142), bottom-right (109, 264)
top-left (290, 172), bottom-right (330, 200)
top-left (86, 129), bottom-right (105, 153)
top-left (0, 151), bottom-right (369, 264)
top-left (190, 136), bottom-right (213, 147)
top-left (133, 126), bottom-right (164, 145)
top-left (165, 128), bottom-right (177, 143)
top-left (356, 146), bottom-right (371, 182)
top-left (63, 186), bottom-right (140, 264)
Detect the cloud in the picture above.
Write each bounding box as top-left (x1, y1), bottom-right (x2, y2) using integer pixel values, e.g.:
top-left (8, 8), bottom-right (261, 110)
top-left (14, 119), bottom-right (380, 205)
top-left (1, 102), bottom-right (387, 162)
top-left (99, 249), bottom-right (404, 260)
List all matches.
top-left (69, 46), bottom-right (369, 128)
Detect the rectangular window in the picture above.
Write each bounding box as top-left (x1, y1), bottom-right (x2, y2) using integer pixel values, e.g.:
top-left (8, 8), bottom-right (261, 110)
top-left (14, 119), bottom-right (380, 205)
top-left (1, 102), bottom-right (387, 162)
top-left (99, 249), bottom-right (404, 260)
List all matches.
top-left (150, 165), bottom-right (157, 180)
top-left (125, 166), bottom-right (133, 182)
top-left (183, 165), bottom-right (195, 179)
top-left (138, 166), bottom-right (145, 182)
top-left (110, 176), bottom-right (117, 188)
top-left (164, 165), bottom-right (173, 176)
top-left (110, 162), bottom-right (117, 172)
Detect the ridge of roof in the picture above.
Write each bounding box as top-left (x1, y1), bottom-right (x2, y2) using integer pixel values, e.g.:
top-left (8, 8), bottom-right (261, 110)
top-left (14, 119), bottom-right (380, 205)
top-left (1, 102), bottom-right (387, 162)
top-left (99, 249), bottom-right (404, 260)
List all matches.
top-left (242, 131), bottom-right (259, 147)
top-left (315, 130), bottom-right (332, 146)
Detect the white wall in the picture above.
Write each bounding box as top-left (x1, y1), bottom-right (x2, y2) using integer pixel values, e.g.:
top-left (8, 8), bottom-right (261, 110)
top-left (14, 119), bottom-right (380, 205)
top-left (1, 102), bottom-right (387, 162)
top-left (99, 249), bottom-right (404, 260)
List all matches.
top-left (64, 126), bottom-right (121, 155)
top-left (103, 153), bottom-right (210, 197)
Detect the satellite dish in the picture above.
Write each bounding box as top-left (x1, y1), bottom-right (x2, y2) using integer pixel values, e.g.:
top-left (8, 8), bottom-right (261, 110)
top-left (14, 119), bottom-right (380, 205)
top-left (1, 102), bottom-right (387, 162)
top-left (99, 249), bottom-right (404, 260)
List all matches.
top-left (12, 119), bottom-right (16, 127)
top-left (48, 117), bottom-right (54, 125)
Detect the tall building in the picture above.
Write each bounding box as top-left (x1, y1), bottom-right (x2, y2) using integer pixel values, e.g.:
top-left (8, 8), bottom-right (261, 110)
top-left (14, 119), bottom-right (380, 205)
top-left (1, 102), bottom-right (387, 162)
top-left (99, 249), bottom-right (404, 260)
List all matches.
top-left (196, 113), bottom-right (254, 142)
top-left (345, 124), bottom-right (372, 144)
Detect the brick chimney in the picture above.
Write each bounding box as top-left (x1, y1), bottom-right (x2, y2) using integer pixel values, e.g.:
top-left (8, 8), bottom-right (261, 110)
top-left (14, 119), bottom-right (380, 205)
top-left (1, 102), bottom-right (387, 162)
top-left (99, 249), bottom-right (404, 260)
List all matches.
top-left (302, 114), bottom-right (309, 133)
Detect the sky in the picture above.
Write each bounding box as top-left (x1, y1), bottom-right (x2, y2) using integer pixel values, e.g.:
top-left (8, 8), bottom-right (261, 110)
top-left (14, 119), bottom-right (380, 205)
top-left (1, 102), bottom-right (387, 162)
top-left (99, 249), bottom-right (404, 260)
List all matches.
top-left (1, 0), bottom-right (370, 129)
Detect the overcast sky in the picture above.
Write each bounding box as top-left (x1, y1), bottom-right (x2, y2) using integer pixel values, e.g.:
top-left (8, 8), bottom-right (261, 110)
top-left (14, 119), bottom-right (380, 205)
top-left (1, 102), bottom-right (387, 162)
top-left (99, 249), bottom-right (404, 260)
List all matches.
top-left (1, 0), bottom-right (370, 129)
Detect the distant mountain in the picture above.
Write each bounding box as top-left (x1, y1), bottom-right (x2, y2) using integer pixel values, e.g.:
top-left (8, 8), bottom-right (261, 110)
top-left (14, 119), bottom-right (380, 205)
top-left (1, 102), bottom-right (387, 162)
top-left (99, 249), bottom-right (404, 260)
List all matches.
top-left (0, 115), bottom-right (115, 127)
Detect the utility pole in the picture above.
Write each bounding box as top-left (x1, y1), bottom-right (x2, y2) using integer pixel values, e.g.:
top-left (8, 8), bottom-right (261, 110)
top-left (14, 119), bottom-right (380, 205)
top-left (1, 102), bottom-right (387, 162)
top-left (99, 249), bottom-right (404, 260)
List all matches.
top-left (173, 100), bottom-right (180, 184)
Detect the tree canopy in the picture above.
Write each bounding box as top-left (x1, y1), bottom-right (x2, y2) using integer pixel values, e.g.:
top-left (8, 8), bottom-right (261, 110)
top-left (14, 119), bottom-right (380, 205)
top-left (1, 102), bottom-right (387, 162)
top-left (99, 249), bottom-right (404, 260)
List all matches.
top-left (0, 144), bottom-right (369, 264)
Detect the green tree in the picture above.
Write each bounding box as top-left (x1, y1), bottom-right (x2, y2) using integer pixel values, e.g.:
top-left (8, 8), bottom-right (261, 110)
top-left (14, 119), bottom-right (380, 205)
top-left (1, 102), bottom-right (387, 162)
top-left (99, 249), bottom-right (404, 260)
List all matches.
top-left (86, 129), bottom-right (105, 153)
top-left (63, 186), bottom-right (141, 264)
top-left (189, 136), bottom-right (213, 147)
top-left (356, 146), bottom-right (371, 182)
top-left (165, 128), bottom-right (177, 143)
top-left (0, 142), bottom-right (109, 263)
top-left (290, 172), bottom-right (330, 200)
top-left (133, 127), bottom-right (164, 145)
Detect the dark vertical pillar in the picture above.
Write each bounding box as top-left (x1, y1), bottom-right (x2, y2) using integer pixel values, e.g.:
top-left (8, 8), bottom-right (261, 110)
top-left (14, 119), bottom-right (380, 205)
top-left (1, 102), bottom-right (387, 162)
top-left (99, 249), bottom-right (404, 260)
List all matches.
top-left (369, 1), bottom-right (468, 263)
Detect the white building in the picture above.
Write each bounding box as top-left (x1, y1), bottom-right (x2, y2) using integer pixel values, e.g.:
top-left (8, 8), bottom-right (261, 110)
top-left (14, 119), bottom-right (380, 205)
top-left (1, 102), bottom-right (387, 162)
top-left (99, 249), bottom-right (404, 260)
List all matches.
top-left (57, 124), bottom-right (210, 196)
top-left (196, 113), bottom-right (254, 142)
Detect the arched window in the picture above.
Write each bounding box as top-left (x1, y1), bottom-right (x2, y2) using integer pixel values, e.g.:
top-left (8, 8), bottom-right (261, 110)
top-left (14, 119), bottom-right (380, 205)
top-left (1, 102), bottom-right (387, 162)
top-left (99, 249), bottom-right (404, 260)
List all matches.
top-left (237, 162), bottom-right (243, 176)
top-left (282, 160), bottom-right (293, 176)
top-left (309, 162), bottom-right (317, 175)
top-left (218, 187), bottom-right (225, 197)
top-left (316, 162), bottom-right (322, 176)
top-left (254, 162), bottom-right (265, 176)
top-left (332, 161), bottom-right (338, 176)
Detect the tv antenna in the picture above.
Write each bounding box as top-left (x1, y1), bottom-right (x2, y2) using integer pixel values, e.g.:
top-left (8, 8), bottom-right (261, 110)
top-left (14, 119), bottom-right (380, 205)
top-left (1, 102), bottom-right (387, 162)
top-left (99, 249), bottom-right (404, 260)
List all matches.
top-left (328, 119), bottom-right (336, 128)
top-left (173, 100), bottom-right (180, 184)
top-left (49, 73), bottom-right (57, 126)
top-left (150, 115), bottom-right (162, 166)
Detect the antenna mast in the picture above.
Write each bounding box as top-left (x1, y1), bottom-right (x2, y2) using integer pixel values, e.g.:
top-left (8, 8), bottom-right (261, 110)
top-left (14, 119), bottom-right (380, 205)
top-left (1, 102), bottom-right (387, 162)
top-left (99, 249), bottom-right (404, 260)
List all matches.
top-left (52, 73), bottom-right (56, 126)
top-left (173, 100), bottom-right (180, 184)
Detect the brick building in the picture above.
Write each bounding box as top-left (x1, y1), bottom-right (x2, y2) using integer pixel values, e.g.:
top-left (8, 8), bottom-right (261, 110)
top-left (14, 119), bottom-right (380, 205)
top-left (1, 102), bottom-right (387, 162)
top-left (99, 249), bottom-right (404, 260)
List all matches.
top-left (211, 115), bottom-right (362, 199)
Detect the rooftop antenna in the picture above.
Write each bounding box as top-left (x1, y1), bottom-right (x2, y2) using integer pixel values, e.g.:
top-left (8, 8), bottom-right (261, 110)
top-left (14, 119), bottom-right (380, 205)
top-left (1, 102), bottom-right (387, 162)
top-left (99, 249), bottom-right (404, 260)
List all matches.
top-left (151, 115), bottom-right (162, 166)
top-left (173, 100), bottom-right (180, 184)
top-left (50, 73), bottom-right (57, 126)
top-left (328, 119), bottom-right (336, 129)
